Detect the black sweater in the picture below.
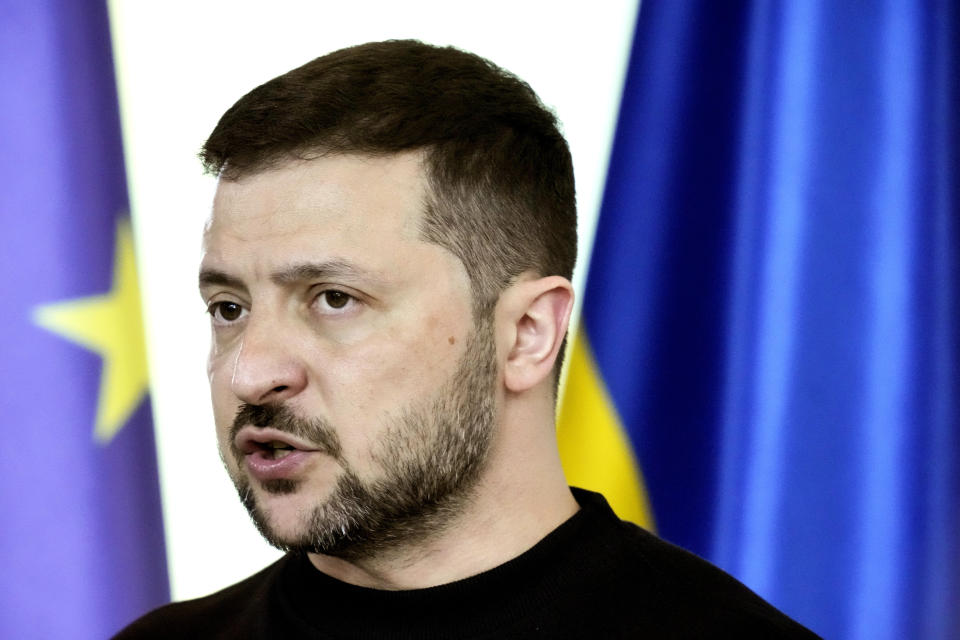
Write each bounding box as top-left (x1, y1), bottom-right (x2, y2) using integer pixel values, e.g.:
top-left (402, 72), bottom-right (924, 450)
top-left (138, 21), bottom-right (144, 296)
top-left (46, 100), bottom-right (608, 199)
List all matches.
top-left (115, 489), bottom-right (819, 638)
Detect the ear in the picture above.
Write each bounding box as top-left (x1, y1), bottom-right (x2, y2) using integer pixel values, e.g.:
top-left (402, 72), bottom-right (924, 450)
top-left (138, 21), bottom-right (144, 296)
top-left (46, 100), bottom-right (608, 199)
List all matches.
top-left (497, 275), bottom-right (575, 393)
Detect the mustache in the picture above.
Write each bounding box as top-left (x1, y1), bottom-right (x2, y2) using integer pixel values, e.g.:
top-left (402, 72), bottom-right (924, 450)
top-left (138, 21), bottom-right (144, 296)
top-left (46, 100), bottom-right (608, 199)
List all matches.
top-left (230, 402), bottom-right (343, 461)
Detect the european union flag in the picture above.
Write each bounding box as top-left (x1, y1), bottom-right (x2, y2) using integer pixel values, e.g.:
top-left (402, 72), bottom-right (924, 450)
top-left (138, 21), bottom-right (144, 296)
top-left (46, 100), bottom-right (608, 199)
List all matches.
top-left (0, 1), bottom-right (169, 637)
top-left (560, 2), bottom-right (959, 638)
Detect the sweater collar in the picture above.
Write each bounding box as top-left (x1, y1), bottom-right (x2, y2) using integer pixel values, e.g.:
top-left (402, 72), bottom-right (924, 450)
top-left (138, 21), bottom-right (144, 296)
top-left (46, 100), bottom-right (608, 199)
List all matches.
top-left (279, 488), bottom-right (616, 637)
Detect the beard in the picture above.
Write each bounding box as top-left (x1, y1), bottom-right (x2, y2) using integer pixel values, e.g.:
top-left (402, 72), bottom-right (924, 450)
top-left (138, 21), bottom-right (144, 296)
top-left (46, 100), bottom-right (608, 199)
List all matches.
top-left (226, 316), bottom-right (497, 561)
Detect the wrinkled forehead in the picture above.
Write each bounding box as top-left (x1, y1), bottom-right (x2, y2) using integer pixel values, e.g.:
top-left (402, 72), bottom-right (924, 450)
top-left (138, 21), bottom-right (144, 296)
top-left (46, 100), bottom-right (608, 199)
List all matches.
top-left (198, 151), bottom-right (475, 299)
top-left (204, 152), bottom-right (429, 248)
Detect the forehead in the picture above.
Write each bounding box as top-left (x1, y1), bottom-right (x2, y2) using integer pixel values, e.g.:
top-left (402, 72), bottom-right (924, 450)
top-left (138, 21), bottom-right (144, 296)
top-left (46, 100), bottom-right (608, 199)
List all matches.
top-left (200, 152), bottom-right (473, 307)
top-left (206, 152), bottom-right (425, 248)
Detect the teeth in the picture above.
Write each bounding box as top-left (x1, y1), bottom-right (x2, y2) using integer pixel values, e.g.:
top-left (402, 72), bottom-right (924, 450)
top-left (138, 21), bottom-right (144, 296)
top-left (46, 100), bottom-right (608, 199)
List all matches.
top-left (261, 441), bottom-right (295, 459)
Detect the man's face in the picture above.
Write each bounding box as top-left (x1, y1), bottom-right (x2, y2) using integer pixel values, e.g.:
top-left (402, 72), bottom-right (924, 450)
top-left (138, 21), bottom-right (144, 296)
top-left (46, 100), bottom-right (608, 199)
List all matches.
top-left (200, 153), bottom-right (497, 559)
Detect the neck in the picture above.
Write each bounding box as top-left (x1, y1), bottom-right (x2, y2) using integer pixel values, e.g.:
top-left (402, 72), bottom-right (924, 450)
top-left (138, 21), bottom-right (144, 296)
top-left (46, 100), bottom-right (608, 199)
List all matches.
top-left (308, 396), bottom-right (577, 590)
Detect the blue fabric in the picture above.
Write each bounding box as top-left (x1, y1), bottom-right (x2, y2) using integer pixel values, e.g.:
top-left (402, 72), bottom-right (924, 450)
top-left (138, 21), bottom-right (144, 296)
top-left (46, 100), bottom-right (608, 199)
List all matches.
top-left (582, 2), bottom-right (959, 638)
top-left (0, 1), bottom-right (169, 637)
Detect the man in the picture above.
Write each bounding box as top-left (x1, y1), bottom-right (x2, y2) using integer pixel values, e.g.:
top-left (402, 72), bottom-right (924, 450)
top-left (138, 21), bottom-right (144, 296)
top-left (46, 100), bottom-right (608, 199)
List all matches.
top-left (118, 40), bottom-right (817, 638)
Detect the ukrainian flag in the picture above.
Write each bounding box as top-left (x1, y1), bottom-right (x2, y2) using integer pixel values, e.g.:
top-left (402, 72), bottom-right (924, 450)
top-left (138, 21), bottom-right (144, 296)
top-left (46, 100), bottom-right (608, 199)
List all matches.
top-left (559, 3), bottom-right (959, 639)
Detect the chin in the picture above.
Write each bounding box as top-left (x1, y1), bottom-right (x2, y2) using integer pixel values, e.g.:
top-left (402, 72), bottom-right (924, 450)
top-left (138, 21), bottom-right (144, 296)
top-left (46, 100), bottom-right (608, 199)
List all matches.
top-left (236, 478), bottom-right (314, 550)
top-left (261, 502), bottom-right (308, 539)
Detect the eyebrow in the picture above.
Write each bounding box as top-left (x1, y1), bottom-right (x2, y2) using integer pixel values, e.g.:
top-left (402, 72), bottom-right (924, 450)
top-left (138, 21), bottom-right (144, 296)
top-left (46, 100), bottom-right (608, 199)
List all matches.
top-left (269, 260), bottom-right (381, 286)
top-left (199, 268), bottom-right (246, 292)
top-left (198, 260), bottom-right (383, 292)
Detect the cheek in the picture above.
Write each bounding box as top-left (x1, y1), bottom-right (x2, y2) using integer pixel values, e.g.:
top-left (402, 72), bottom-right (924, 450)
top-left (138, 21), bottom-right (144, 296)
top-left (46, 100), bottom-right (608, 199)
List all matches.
top-left (321, 311), bottom-right (467, 415)
top-left (207, 356), bottom-right (239, 461)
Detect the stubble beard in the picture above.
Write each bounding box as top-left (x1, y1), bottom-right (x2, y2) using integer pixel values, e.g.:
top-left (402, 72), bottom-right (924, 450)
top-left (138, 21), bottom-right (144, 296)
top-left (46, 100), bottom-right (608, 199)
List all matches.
top-left (227, 317), bottom-right (498, 562)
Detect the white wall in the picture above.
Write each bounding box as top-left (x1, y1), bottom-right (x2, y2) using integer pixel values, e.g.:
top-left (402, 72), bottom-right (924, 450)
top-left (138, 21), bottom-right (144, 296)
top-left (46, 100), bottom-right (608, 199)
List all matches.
top-left (108, 0), bottom-right (638, 600)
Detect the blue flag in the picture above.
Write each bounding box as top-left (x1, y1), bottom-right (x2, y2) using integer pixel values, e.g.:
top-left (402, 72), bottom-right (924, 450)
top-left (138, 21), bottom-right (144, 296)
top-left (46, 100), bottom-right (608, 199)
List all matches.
top-left (562, 2), bottom-right (959, 639)
top-left (0, 1), bottom-right (169, 637)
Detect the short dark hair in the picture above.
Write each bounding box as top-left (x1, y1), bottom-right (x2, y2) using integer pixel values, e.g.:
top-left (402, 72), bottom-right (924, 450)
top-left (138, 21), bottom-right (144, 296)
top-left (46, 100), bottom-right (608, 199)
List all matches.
top-left (200, 40), bottom-right (577, 320)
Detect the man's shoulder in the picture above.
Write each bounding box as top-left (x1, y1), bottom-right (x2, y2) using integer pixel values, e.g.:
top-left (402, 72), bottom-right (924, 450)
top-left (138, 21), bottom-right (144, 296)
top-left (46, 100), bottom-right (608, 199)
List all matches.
top-left (568, 488), bottom-right (820, 637)
top-left (113, 555), bottom-right (290, 639)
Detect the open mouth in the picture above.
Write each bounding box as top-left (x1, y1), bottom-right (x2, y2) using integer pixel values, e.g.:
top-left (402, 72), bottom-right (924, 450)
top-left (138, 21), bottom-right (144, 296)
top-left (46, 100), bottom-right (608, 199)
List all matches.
top-left (233, 428), bottom-right (323, 482)
top-left (256, 440), bottom-right (297, 460)
top-left (235, 427), bottom-right (314, 459)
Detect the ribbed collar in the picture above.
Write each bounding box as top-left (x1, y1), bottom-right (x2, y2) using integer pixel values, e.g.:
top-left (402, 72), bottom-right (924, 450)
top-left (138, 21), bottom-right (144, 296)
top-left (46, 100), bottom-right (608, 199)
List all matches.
top-left (277, 488), bottom-right (617, 639)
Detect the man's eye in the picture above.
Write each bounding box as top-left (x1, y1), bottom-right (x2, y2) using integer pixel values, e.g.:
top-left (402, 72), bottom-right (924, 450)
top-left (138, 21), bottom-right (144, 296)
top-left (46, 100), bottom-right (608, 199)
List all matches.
top-left (320, 290), bottom-right (352, 310)
top-left (208, 301), bottom-right (245, 323)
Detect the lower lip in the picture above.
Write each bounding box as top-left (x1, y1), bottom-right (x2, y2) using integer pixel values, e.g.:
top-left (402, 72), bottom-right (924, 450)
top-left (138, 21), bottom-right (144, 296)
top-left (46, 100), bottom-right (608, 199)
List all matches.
top-left (243, 449), bottom-right (316, 482)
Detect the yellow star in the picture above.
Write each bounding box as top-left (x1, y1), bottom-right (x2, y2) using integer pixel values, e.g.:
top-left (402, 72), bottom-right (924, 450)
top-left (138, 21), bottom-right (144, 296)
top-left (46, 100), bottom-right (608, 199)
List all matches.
top-left (34, 218), bottom-right (150, 444)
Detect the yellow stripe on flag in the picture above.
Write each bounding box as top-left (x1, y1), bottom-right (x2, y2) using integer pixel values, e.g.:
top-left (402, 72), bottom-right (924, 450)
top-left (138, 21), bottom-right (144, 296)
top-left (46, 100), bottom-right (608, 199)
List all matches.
top-left (558, 329), bottom-right (655, 529)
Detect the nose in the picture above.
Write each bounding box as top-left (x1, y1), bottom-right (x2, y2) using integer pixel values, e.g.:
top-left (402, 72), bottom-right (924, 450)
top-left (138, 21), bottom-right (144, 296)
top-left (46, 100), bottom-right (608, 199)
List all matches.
top-left (229, 314), bottom-right (308, 406)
